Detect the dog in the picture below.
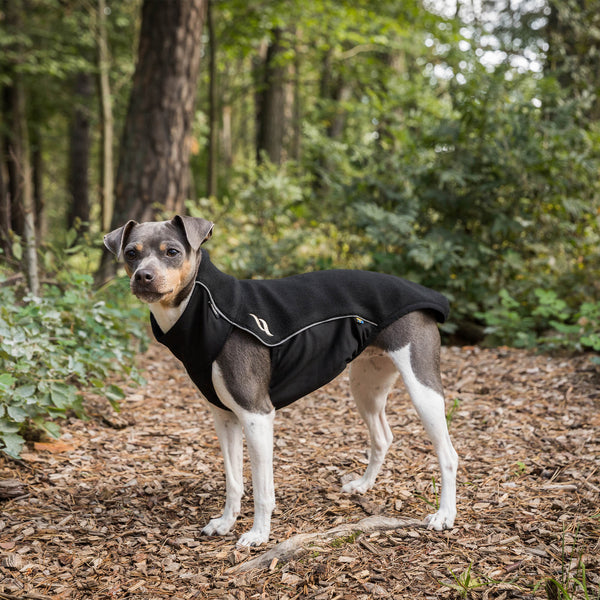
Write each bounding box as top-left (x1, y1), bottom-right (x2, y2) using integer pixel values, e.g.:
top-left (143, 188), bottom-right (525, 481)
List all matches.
top-left (104, 215), bottom-right (458, 547)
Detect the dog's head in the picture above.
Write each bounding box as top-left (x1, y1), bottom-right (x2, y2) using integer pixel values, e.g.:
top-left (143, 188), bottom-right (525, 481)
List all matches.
top-left (104, 215), bottom-right (213, 306)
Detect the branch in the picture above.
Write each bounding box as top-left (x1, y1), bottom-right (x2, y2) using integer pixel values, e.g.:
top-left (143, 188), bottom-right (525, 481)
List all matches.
top-left (229, 515), bottom-right (426, 573)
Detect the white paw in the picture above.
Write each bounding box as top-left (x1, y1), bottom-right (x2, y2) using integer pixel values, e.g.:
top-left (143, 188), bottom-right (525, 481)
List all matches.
top-left (341, 477), bottom-right (371, 494)
top-left (202, 516), bottom-right (236, 537)
top-left (236, 528), bottom-right (269, 547)
top-left (425, 509), bottom-right (456, 531)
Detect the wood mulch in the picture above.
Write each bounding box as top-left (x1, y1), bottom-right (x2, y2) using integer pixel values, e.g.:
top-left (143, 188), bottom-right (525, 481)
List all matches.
top-left (1, 343), bottom-right (599, 599)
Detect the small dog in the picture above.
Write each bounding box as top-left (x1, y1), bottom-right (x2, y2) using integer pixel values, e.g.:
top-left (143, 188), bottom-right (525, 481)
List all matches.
top-left (105, 215), bottom-right (458, 547)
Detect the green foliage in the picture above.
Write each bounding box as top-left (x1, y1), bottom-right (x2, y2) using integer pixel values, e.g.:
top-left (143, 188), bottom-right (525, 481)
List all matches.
top-left (477, 288), bottom-right (600, 353)
top-left (0, 272), bottom-right (147, 458)
top-left (440, 563), bottom-right (497, 599)
top-left (534, 525), bottom-right (600, 600)
top-left (188, 158), bottom-right (369, 278)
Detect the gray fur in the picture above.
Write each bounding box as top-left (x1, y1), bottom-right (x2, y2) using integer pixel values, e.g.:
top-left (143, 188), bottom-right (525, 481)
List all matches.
top-left (215, 329), bottom-right (273, 414)
top-left (374, 311), bottom-right (443, 396)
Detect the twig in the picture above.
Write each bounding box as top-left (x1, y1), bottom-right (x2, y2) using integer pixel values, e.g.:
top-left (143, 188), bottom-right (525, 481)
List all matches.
top-left (229, 515), bottom-right (426, 573)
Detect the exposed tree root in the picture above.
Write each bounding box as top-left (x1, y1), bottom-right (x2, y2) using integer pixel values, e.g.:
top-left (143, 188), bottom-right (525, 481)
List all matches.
top-left (230, 515), bottom-right (426, 573)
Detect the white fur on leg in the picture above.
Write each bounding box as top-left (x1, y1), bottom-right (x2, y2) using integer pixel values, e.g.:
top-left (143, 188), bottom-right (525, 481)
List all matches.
top-left (342, 350), bottom-right (398, 494)
top-left (212, 364), bottom-right (276, 547)
top-left (201, 405), bottom-right (244, 537)
top-left (389, 345), bottom-right (458, 530)
top-left (235, 409), bottom-right (275, 547)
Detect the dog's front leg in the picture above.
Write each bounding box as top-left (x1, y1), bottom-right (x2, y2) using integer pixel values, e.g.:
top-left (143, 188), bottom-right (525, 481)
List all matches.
top-left (202, 405), bottom-right (244, 537)
top-left (211, 361), bottom-right (276, 546)
top-left (236, 409), bottom-right (276, 547)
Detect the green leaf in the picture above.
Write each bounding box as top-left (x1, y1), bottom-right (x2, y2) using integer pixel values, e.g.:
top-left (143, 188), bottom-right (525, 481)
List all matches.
top-left (1, 432), bottom-right (25, 458)
top-left (105, 385), bottom-right (125, 412)
top-left (7, 405), bottom-right (28, 423)
top-left (42, 421), bottom-right (61, 439)
top-left (50, 382), bottom-right (77, 409)
top-left (0, 418), bottom-right (21, 434)
top-left (12, 241), bottom-right (22, 261)
top-left (0, 373), bottom-right (15, 392)
top-left (14, 384), bottom-right (36, 399)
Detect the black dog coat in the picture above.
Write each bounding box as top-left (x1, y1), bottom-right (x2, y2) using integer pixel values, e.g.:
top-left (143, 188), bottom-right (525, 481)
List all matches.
top-left (151, 250), bottom-right (449, 411)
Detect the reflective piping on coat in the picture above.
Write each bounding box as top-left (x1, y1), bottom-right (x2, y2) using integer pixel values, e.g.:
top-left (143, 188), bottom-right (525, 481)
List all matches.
top-left (194, 281), bottom-right (378, 348)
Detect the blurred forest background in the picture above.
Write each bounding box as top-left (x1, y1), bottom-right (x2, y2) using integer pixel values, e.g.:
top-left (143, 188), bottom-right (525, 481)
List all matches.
top-left (0, 0), bottom-right (599, 455)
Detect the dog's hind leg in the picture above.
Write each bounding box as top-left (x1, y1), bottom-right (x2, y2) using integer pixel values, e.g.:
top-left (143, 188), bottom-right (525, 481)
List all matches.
top-left (202, 405), bottom-right (244, 537)
top-left (342, 349), bottom-right (399, 494)
top-left (384, 312), bottom-right (458, 530)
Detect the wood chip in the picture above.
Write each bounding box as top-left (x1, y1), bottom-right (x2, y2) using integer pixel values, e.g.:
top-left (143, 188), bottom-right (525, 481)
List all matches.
top-left (1, 343), bottom-right (599, 597)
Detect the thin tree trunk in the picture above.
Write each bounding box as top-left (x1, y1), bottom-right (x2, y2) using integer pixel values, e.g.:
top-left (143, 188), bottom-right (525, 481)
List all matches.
top-left (206, 0), bottom-right (218, 197)
top-left (31, 119), bottom-right (45, 240)
top-left (98, 0), bottom-right (114, 232)
top-left (290, 29), bottom-right (302, 161)
top-left (256, 28), bottom-right (286, 165)
top-left (0, 141), bottom-right (10, 257)
top-left (221, 104), bottom-right (233, 167)
top-left (13, 79), bottom-right (39, 295)
top-left (3, 85), bottom-right (24, 238)
top-left (67, 72), bottom-right (92, 234)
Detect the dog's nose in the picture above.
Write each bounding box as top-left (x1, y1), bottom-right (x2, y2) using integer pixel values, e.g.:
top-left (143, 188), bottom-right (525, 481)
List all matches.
top-left (135, 269), bottom-right (155, 283)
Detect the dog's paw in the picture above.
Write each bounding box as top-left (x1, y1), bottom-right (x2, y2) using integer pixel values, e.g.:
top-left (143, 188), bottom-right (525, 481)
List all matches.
top-left (236, 528), bottom-right (269, 548)
top-left (341, 477), bottom-right (372, 495)
top-left (425, 509), bottom-right (456, 531)
top-left (202, 516), bottom-right (236, 537)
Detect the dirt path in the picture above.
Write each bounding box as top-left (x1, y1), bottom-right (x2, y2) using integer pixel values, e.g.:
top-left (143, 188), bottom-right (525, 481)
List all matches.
top-left (1, 344), bottom-right (599, 599)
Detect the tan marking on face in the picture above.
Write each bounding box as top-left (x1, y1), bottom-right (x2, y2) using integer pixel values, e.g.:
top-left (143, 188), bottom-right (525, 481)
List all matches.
top-left (158, 258), bottom-right (195, 306)
top-left (135, 242), bottom-right (143, 252)
top-left (159, 242), bottom-right (167, 252)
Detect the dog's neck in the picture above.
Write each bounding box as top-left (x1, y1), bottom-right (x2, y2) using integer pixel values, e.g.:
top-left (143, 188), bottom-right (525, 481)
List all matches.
top-left (149, 290), bottom-right (194, 333)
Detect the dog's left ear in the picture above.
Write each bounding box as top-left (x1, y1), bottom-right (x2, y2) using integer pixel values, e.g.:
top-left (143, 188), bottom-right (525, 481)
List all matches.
top-left (172, 215), bottom-right (214, 251)
top-left (104, 220), bottom-right (138, 260)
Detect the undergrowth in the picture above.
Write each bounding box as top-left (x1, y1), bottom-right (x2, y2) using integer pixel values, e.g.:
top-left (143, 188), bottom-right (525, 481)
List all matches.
top-left (0, 268), bottom-right (148, 458)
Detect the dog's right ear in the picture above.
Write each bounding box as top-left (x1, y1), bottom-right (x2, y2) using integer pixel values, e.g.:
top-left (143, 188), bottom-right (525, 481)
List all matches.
top-left (104, 220), bottom-right (138, 260)
top-left (172, 215), bottom-right (214, 251)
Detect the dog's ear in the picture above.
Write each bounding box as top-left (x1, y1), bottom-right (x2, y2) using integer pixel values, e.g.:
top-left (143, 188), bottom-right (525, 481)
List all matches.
top-left (172, 215), bottom-right (214, 251)
top-left (104, 220), bottom-right (138, 259)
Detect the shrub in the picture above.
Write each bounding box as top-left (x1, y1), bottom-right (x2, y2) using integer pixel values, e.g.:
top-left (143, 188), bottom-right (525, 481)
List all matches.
top-left (0, 273), bottom-right (147, 458)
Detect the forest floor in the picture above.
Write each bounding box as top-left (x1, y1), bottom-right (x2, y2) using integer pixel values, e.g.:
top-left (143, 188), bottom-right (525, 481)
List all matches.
top-left (1, 343), bottom-right (600, 599)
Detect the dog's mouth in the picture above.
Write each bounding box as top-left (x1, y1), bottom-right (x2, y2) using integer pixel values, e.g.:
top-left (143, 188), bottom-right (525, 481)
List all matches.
top-left (134, 289), bottom-right (173, 304)
top-left (131, 282), bottom-right (174, 304)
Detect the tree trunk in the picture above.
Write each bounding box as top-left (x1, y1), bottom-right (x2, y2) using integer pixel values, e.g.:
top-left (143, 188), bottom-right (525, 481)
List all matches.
top-left (98, 0), bottom-right (115, 233)
top-left (13, 78), bottom-right (39, 296)
top-left (96, 0), bottom-right (207, 283)
top-left (31, 119), bottom-right (45, 241)
top-left (221, 104), bottom-right (233, 167)
top-left (3, 85), bottom-right (24, 238)
top-left (256, 28), bottom-right (286, 165)
top-left (67, 72), bottom-right (93, 234)
top-left (206, 0), bottom-right (218, 197)
top-left (0, 141), bottom-right (9, 257)
top-left (290, 29), bottom-right (302, 161)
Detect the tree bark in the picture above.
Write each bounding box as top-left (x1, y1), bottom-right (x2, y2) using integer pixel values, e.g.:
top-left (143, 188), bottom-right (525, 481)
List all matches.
top-left (98, 0), bottom-right (115, 233)
top-left (12, 78), bottom-right (39, 296)
top-left (206, 0), bottom-right (218, 197)
top-left (256, 28), bottom-right (286, 165)
top-left (96, 0), bottom-right (207, 283)
top-left (0, 140), bottom-right (10, 257)
top-left (30, 119), bottom-right (45, 241)
top-left (67, 72), bottom-right (93, 234)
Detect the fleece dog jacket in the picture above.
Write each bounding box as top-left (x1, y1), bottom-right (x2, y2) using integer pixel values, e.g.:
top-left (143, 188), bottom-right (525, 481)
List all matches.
top-left (151, 250), bottom-right (449, 411)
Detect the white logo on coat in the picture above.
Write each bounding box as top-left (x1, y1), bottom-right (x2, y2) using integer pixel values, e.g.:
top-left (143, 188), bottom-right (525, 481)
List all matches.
top-left (249, 313), bottom-right (274, 337)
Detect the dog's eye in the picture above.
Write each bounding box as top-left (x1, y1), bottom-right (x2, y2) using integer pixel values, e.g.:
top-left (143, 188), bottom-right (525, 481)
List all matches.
top-left (124, 249), bottom-right (137, 260)
top-left (166, 248), bottom-right (180, 257)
